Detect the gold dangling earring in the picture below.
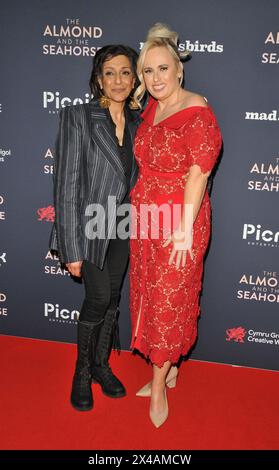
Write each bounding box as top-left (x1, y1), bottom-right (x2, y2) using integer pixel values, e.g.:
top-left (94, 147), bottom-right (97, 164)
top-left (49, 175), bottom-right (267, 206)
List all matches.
top-left (178, 75), bottom-right (183, 86)
top-left (99, 92), bottom-right (111, 108)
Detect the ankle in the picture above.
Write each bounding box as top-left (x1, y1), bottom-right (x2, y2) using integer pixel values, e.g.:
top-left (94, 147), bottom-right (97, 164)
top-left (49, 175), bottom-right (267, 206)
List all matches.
top-left (151, 381), bottom-right (166, 393)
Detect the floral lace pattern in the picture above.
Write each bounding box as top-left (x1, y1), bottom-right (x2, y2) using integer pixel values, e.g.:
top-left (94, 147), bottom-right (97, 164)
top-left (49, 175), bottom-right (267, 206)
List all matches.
top-left (129, 97), bottom-right (222, 367)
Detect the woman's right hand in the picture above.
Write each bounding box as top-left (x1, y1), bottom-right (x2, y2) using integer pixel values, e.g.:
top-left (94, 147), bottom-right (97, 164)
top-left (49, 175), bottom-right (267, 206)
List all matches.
top-left (66, 261), bottom-right (83, 277)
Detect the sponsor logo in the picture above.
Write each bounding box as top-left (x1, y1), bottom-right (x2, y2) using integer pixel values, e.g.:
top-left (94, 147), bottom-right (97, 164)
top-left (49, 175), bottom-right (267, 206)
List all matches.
top-left (242, 224), bottom-right (279, 248)
top-left (42, 18), bottom-right (103, 57)
top-left (139, 39), bottom-right (224, 54)
top-left (0, 148), bottom-right (12, 163)
top-left (37, 205), bottom-right (55, 222)
top-left (44, 164), bottom-right (54, 175)
top-left (226, 327), bottom-right (246, 343)
top-left (245, 110), bottom-right (279, 121)
top-left (44, 303), bottom-right (78, 324)
top-left (0, 292), bottom-right (8, 316)
top-left (247, 329), bottom-right (279, 345)
top-left (262, 31), bottom-right (279, 64)
top-left (44, 251), bottom-right (70, 276)
top-left (227, 327), bottom-right (279, 346)
top-left (43, 148), bottom-right (54, 175)
top-left (43, 91), bottom-right (92, 114)
top-left (0, 253), bottom-right (6, 267)
top-left (237, 271), bottom-right (279, 303)
top-left (248, 159), bottom-right (279, 192)
top-left (0, 195), bottom-right (5, 221)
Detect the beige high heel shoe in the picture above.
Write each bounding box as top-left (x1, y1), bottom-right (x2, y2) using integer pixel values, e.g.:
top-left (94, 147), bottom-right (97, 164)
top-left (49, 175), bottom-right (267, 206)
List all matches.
top-left (136, 366), bottom-right (178, 397)
top-left (149, 387), bottom-right (168, 428)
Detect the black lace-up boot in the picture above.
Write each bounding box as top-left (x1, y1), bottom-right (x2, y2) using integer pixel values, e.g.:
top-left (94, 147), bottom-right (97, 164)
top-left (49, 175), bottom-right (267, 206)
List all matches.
top-left (70, 319), bottom-right (104, 411)
top-left (91, 308), bottom-right (126, 398)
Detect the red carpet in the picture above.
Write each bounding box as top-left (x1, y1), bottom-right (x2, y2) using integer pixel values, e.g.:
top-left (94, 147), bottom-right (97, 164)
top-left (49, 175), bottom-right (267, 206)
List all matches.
top-left (1, 335), bottom-right (278, 450)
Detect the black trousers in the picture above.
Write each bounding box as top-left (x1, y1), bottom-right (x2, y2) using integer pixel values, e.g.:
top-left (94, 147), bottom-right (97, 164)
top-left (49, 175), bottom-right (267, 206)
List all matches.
top-left (79, 235), bottom-right (129, 323)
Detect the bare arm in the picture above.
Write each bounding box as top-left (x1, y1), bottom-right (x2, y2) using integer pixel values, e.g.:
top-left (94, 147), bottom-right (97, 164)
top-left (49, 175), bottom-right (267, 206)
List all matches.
top-left (164, 166), bottom-right (210, 268)
top-left (181, 164), bottom-right (210, 229)
top-left (163, 105), bottom-right (221, 268)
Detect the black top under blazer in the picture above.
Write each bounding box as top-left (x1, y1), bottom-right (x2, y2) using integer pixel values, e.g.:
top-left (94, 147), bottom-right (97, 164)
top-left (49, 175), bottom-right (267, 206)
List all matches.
top-left (49, 98), bottom-right (141, 270)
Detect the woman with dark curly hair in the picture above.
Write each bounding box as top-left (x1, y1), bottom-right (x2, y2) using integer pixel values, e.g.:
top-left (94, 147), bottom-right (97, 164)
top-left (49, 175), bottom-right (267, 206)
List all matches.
top-left (50, 44), bottom-right (140, 411)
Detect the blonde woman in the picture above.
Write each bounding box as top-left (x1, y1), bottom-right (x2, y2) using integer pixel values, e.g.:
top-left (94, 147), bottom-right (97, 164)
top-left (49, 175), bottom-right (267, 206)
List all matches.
top-left (129, 24), bottom-right (222, 427)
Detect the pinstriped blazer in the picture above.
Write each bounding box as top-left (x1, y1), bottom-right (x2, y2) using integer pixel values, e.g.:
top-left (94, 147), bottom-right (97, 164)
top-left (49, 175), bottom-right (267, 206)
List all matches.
top-left (49, 99), bottom-right (140, 269)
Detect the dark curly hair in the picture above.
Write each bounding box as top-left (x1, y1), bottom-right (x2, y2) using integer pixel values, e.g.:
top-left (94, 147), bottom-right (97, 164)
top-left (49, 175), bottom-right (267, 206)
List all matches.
top-left (89, 44), bottom-right (139, 97)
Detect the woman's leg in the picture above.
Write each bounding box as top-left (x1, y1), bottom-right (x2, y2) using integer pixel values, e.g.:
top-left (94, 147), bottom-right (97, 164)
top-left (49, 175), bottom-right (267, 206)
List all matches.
top-left (106, 235), bottom-right (129, 310)
top-left (79, 260), bottom-right (111, 323)
top-left (150, 361), bottom-right (171, 427)
top-left (71, 258), bottom-right (111, 411)
top-left (91, 235), bottom-right (129, 397)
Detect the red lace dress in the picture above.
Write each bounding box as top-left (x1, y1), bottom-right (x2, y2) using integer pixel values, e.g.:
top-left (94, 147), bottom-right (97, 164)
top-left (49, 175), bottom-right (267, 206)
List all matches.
top-left (129, 97), bottom-right (222, 367)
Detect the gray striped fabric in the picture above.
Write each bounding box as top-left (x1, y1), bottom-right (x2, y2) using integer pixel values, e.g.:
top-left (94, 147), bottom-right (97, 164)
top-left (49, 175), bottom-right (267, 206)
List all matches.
top-left (49, 99), bottom-right (140, 269)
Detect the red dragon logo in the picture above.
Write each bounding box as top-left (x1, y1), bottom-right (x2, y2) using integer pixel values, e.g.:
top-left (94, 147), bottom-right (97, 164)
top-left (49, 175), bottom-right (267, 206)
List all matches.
top-left (37, 205), bottom-right (55, 222)
top-left (226, 327), bottom-right (246, 343)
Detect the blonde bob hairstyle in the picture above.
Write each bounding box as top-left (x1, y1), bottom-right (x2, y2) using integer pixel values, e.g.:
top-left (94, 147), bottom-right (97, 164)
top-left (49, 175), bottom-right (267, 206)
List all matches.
top-left (134, 23), bottom-right (190, 108)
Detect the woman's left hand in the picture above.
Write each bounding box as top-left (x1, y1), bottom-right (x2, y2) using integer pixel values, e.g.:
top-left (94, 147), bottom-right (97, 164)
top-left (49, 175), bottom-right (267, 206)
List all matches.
top-left (163, 228), bottom-right (193, 269)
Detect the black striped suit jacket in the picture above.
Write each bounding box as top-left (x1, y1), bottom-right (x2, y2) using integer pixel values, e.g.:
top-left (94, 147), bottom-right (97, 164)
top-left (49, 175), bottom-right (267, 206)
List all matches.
top-left (49, 99), bottom-right (140, 269)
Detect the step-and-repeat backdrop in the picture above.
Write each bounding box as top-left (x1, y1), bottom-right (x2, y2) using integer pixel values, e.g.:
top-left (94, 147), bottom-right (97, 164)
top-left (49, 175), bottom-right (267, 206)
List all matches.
top-left (1, 0), bottom-right (278, 371)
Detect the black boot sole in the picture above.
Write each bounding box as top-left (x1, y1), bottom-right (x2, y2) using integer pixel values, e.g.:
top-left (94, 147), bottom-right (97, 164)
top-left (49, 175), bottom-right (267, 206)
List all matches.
top-left (70, 401), bottom-right (94, 411)
top-left (92, 378), bottom-right (126, 398)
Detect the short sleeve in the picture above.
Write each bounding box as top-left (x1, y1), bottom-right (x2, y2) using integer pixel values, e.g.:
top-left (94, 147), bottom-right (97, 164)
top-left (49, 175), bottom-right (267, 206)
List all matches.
top-left (187, 110), bottom-right (222, 174)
